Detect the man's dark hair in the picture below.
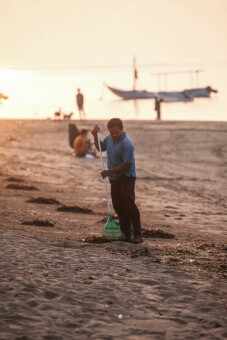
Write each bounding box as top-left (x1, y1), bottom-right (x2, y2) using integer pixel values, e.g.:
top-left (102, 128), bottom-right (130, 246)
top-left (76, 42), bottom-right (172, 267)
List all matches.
top-left (107, 118), bottom-right (123, 130)
top-left (81, 129), bottom-right (88, 134)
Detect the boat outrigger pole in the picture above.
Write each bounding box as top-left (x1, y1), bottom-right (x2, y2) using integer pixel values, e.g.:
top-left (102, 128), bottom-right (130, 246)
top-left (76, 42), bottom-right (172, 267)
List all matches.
top-left (150, 69), bottom-right (204, 91)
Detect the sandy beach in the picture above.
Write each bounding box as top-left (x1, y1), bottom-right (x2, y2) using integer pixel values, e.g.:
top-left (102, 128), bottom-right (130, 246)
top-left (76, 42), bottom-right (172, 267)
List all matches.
top-left (0, 119), bottom-right (226, 339)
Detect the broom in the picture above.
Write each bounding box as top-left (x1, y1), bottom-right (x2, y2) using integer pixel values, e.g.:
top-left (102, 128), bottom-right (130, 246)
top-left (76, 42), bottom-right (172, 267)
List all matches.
top-left (96, 126), bottom-right (125, 239)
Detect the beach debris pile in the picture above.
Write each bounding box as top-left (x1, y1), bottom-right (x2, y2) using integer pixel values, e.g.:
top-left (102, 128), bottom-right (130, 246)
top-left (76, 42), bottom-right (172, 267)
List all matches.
top-left (152, 242), bottom-right (227, 278)
top-left (57, 205), bottom-right (93, 214)
top-left (141, 227), bottom-right (174, 239)
top-left (21, 219), bottom-right (54, 227)
top-left (6, 177), bottom-right (24, 183)
top-left (27, 197), bottom-right (61, 205)
top-left (80, 236), bottom-right (113, 244)
top-left (101, 241), bottom-right (226, 278)
top-left (103, 246), bottom-right (161, 263)
top-left (80, 226), bottom-right (174, 244)
top-left (6, 184), bottom-right (39, 191)
top-left (79, 235), bottom-right (226, 279)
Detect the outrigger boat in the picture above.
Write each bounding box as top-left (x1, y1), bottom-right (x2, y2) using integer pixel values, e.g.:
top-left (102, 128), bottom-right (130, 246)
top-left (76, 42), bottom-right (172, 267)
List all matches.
top-left (105, 84), bottom-right (194, 102)
top-left (105, 58), bottom-right (218, 102)
top-left (183, 86), bottom-right (218, 98)
top-left (105, 84), bottom-right (217, 102)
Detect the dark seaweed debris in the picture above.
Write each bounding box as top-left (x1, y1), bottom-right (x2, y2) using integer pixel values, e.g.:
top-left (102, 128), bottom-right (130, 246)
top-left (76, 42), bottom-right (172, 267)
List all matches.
top-left (6, 177), bottom-right (24, 183)
top-left (141, 228), bottom-right (174, 239)
top-left (57, 205), bottom-right (93, 214)
top-left (6, 184), bottom-right (39, 191)
top-left (80, 236), bottom-right (113, 244)
top-left (21, 220), bottom-right (54, 227)
top-left (27, 197), bottom-right (61, 205)
top-left (130, 248), bottom-right (156, 259)
top-left (155, 242), bottom-right (227, 277)
top-left (105, 247), bottom-right (161, 263)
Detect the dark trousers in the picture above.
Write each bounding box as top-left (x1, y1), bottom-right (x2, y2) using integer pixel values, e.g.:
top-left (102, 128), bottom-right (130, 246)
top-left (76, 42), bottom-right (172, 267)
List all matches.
top-left (110, 175), bottom-right (141, 238)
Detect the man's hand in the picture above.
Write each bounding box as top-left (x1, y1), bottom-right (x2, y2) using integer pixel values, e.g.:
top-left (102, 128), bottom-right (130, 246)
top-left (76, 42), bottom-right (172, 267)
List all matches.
top-left (92, 125), bottom-right (101, 151)
top-left (101, 163), bottom-right (131, 179)
top-left (91, 125), bottom-right (100, 136)
top-left (101, 170), bottom-right (112, 179)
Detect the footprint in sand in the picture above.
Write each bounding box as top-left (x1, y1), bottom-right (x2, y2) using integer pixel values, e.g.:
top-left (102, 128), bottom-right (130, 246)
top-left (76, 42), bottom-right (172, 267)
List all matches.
top-left (44, 291), bottom-right (59, 299)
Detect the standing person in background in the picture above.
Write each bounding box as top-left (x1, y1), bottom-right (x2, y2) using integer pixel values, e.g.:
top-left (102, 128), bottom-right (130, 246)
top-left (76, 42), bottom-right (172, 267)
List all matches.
top-left (92, 118), bottom-right (142, 244)
top-left (154, 96), bottom-right (163, 120)
top-left (76, 88), bottom-right (86, 120)
top-left (133, 56), bottom-right (138, 91)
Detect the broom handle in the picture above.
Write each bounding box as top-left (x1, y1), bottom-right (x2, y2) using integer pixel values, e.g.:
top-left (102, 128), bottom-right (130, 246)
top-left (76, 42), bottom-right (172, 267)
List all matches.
top-left (96, 128), bottom-right (111, 215)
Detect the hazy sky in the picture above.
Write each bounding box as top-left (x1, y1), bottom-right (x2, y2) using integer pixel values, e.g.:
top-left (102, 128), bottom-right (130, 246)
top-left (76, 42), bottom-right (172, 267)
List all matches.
top-left (1, 0), bottom-right (227, 69)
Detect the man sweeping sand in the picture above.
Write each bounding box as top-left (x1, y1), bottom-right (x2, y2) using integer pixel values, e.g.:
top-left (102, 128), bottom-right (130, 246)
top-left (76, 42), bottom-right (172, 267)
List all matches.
top-left (92, 118), bottom-right (142, 243)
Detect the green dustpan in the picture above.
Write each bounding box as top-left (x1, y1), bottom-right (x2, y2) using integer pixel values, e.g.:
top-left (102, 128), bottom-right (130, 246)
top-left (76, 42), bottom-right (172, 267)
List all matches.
top-left (102, 214), bottom-right (125, 239)
top-left (96, 127), bottom-right (125, 240)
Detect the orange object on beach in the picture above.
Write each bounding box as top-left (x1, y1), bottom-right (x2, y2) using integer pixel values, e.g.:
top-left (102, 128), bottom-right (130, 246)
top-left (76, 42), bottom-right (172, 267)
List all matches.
top-left (73, 135), bottom-right (86, 155)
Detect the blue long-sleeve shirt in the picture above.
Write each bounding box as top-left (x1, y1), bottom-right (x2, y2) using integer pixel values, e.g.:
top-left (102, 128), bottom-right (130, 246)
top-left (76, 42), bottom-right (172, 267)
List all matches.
top-left (102, 131), bottom-right (136, 181)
